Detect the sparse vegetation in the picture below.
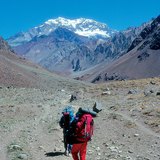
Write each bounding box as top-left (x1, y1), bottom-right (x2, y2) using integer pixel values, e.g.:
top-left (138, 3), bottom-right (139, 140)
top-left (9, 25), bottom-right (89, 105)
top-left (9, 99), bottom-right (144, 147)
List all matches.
top-left (0, 75), bottom-right (160, 160)
top-left (124, 120), bottom-right (137, 129)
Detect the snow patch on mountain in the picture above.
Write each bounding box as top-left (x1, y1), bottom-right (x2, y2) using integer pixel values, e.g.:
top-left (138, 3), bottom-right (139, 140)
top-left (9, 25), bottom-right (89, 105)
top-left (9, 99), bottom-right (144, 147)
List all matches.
top-left (75, 28), bottom-right (110, 37)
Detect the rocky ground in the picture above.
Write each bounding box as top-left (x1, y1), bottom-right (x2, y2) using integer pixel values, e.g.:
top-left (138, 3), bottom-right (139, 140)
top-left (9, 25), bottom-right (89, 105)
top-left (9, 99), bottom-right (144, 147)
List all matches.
top-left (0, 77), bottom-right (160, 160)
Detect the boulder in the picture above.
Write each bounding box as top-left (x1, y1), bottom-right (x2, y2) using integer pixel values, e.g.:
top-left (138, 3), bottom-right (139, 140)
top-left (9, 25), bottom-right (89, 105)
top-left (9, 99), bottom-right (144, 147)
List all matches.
top-left (156, 92), bottom-right (160, 96)
top-left (128, 89), bottom-right (137, 94)
top-left (17, 154), bottom-right (28, 160)
top-left (70, 94), bottom-right (77, 102)
top-left (102, 91), bottom-right (111, 95)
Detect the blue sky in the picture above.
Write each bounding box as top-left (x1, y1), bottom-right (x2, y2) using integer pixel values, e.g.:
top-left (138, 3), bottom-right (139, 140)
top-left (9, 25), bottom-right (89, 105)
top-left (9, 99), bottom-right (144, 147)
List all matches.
top-left (0, 0), bottom-right (160, 38)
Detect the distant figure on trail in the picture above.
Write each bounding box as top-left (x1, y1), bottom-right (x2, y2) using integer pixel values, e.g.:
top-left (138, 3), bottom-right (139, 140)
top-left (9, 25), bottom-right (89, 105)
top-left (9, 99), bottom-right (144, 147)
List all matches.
top-left (59, 106), bottom-right (75, 156)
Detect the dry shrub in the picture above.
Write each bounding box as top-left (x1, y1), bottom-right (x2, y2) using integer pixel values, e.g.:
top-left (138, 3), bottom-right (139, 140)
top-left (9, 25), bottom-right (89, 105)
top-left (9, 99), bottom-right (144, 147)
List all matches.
top-left (124, 120), bottom-right (137, 128)
top-left (142, 109), bottom-right (154, 116)
top-left (145, 119), bottom-right (160, 127)
top-left (108, 113), bottom-right (122, 120)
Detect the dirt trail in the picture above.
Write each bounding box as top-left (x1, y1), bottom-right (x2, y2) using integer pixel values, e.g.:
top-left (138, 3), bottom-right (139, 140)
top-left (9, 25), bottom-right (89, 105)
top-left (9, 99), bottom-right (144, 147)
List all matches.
top-left (113, 111), bottom-right (160, 138)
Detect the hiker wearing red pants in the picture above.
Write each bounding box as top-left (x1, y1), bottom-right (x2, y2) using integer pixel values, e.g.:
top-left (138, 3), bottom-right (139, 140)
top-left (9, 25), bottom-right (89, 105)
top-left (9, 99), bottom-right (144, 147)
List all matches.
top-left (70, 107), bottom-right (96, 160)
top-left (72, 142), bottom-right (87, 160)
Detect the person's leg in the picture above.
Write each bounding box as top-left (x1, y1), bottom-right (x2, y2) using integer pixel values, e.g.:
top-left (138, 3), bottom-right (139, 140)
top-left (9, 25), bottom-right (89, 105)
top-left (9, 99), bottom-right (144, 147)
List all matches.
top-left (71, 143), bottom-right (81, 160)
top-left (68, 144), bottom-right (72, 153)
top-left (63, 132), bottom-right (68, 155)
top-left (79, 142), bottom-right (87, 160)
top-left (64, 139), bottom-right (67, 151)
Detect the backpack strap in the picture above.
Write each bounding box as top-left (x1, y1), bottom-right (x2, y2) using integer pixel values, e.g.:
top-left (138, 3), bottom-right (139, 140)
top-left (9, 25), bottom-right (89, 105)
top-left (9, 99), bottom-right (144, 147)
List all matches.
top-left (84, 114), bottom-right (94, 139)
top-left (84, 116), bottom-right (87, 138)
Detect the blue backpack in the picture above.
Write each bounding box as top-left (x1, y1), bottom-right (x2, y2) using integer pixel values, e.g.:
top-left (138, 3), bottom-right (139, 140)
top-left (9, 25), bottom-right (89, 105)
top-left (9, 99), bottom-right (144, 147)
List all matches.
top-left (60, 106), bottom-right (75, 129)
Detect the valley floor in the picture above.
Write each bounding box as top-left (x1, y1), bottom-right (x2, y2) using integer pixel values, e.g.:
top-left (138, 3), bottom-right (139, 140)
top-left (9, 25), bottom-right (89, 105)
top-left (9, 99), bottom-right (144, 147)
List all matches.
top-left (0, 78), bottom-right (160, 160)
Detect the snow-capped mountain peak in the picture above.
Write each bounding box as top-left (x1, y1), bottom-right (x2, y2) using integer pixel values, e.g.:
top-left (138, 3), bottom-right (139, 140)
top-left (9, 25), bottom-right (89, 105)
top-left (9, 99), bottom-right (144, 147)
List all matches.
top-left (43, 17), bottom-right (112, 37)
top-left (45, 17), bottom-right (105, 27)
top-left (7, 17), bottom-right (115, 46)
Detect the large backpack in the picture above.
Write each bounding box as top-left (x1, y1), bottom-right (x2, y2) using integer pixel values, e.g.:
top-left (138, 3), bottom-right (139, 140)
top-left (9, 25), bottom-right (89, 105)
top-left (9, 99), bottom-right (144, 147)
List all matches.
top-left (78, 113), bottom-right (94, 142)
top-left (76, 108), bottom-right (96, 142)
top-left (66, 107), bottom-right (96, 144)
top-left (66, 113), bottom-right (94, 144)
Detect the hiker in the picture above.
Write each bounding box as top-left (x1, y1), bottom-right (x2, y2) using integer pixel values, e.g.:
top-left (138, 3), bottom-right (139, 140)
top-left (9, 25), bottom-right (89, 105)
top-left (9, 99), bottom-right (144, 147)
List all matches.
top-left (59, 106), bottom-right (75, 156)
top-left (70, 107), bottom-right (96, 160)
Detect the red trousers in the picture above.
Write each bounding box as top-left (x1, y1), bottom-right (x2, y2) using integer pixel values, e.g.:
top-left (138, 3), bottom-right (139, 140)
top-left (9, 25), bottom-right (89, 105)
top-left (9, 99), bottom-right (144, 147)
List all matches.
top-left (71, 142), bottom-right (87, 160)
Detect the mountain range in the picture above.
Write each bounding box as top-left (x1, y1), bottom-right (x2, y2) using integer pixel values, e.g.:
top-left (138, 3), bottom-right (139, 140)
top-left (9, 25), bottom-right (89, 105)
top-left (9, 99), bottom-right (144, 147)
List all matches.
top-left (76, 15), bottom-right (160, 82)
top-left (5, 16), bottom-right (160, 82)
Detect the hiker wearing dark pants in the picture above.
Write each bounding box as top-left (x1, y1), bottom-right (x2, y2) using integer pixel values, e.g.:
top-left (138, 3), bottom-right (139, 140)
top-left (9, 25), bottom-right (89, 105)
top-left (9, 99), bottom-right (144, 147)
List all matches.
top-left (59, 115), bottom-right (72, 155)
top-left (59, 106), bottom-right (74, 156)
top-left (62, 128), bottom-right (70, 153)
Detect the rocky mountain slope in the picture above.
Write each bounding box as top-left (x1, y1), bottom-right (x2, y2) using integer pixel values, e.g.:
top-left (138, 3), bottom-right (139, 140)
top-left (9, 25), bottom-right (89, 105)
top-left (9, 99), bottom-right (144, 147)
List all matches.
top-left (93, 21), bottom-right (150, 61)
top-left (0, 36), bottom-right (47, 88)
top-left (128, 16), bottom-right (160, 52)
top-left (76, 15), bottom-right (160, 83)
top-left (0, 36), bottom-right (12, 51)
top-left (0, 36), bottom-right (89, 88)
top-left (13, 27), bottom-right (97, 74)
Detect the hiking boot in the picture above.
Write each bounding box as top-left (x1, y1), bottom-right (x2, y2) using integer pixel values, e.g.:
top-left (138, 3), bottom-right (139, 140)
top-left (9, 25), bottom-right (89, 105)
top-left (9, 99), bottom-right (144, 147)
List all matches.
top-left (64, 150), bottom-right (69, 156)
top-left (68, 152), bottom-right (71, 157)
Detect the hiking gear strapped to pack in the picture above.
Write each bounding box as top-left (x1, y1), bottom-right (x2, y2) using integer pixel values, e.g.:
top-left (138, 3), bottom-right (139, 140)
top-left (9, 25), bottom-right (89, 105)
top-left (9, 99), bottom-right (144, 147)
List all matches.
top-left (78, 107), bottom-right (97, 117)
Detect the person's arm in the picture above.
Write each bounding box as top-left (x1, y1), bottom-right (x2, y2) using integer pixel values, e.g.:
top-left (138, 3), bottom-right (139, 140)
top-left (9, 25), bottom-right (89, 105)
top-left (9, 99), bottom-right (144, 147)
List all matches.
top-left (59, 116), bottom-right (64, 128)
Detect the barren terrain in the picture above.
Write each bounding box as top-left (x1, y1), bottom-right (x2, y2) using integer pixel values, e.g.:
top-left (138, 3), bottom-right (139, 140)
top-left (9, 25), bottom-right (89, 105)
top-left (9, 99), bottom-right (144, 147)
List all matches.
top-left (0, 77), bottom-right (160, 160)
